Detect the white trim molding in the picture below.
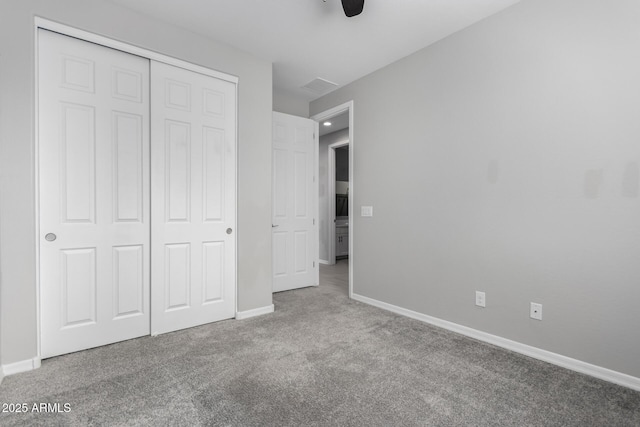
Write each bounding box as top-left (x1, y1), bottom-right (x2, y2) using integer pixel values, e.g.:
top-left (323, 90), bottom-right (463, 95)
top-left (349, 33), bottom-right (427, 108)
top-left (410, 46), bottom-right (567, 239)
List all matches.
top-left (236, 304), bottom-right (275, 320)
top-left (327, 139), bottom-right (350, 265)
top-left (311, 100), bottom-right (354, 299)
top-left (34, 17), bottom-right (238, 83)
top-left (2, 357), bottom-right (42, 377)
top-left (352, 293), bottom-right (640, 392)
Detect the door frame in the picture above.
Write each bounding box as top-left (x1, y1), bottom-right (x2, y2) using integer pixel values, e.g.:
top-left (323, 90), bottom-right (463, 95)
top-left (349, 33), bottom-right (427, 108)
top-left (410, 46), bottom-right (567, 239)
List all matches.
top-left (310, 101), bottom-right (354, 299)
top-left (328, 140), bottom-right (349, 264)
top-left (34, 17), bottom-right (239, 361)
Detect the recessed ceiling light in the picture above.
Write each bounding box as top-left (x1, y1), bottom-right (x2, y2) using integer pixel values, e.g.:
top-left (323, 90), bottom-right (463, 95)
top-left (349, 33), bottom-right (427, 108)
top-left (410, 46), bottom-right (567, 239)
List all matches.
top-left (323, 121), bottom-right (332, 126)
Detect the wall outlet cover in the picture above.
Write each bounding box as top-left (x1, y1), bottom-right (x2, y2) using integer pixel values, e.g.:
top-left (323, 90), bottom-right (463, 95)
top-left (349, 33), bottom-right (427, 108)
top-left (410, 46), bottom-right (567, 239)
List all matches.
top-left (475, 291), bottom-right (486, 308)
top-left (361, 206), bottom-right (373, 217)
top-left (530, 302), bottom-right (542, 320)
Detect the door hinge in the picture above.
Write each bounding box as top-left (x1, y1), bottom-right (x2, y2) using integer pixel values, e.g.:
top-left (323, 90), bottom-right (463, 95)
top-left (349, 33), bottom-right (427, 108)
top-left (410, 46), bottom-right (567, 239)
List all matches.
top-left (313, 218), bottom-right (315, 225)
top-left (313, 261), bottom-right (316, 268)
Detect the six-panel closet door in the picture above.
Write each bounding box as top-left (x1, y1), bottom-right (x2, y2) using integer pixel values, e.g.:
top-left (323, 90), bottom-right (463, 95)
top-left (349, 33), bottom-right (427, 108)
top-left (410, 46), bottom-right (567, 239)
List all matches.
top-left (38, 29), bottom-right (237, 358)
top-left (150, 61), bottom-right (236, 335)
top-left (39, 30), bottom-right (151, 358)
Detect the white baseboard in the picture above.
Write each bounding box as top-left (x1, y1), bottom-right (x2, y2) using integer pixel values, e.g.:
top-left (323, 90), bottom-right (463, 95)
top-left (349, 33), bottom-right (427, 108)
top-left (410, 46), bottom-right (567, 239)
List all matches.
top-left (319, 259), bottom-right (330, 265)
top-left (352, 293), bottom-right (640, 392)
top-left (2, 357), bottom-right (41, 378)
top-left (236, 304), bottom-right (274, 320)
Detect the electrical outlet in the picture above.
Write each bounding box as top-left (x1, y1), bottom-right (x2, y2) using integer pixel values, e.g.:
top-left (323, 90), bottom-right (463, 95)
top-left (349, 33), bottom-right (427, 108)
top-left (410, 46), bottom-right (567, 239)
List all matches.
top-left (530, 302), bottom-right (542, 320)
top-left (475, 291), bottom-right (486, 308)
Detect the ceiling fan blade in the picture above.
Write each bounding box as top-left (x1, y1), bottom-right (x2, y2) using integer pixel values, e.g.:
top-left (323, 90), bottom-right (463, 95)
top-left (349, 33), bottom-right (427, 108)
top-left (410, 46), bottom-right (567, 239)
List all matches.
top-left (341, 0), bottom-right (365, 17)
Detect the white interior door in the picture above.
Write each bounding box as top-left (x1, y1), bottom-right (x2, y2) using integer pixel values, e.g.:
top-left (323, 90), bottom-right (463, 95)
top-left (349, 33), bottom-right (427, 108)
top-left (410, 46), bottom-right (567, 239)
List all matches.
top-left (272, 112), bottom-right (318, 292)
top-left (38, 29), bottom-right (150, 358)
top-left (151, 61), bottom-right (237, 335)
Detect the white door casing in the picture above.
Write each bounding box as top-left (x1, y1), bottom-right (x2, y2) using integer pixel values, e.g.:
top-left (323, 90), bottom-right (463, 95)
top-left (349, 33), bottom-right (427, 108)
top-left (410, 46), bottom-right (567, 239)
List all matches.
top-left (150, 61), bottom-right (237, 335)
top-left (328, 140), bottom-right (350, 264)
top-left (38, 29), bottom-right (151, 358)
top-left (272, 112), bottom-right (318, 292)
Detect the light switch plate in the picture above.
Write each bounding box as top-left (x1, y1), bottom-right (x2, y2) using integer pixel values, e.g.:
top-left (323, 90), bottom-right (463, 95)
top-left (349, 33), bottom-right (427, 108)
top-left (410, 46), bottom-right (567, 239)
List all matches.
top-left (361, 206), bottom-right (373, 217)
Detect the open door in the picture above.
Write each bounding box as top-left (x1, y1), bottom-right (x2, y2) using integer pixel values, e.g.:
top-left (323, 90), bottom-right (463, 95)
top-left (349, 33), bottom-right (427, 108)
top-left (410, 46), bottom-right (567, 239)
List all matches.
top-left (272, 112), bottom-right (319, 292)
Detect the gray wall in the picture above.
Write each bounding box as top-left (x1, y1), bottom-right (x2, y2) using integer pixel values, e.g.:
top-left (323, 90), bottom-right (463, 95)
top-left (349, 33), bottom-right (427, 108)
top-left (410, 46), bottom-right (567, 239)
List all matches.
top-left (311, 0), bottom-right (640, 378)
top-left (0, 0), bottom-right (273, 365)
top-left (318, 129), bottom-right (350, 262)
top-left (273, 88), bottom-right (309, 118)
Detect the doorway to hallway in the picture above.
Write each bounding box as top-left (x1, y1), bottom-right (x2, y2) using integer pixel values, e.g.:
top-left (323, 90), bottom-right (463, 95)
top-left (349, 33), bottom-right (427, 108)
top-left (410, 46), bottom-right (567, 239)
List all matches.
top-left (311, 101), bottom-right (354, 299)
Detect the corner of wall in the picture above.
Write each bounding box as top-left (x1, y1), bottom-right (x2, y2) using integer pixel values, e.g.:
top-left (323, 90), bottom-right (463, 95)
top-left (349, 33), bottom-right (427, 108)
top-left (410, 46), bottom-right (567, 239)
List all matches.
top-left (1, 357), bottom-right (41, 379)
top-left (273, 88), bottom-right (310, 118)
top-left (236, 304), bottom-right (275, 320)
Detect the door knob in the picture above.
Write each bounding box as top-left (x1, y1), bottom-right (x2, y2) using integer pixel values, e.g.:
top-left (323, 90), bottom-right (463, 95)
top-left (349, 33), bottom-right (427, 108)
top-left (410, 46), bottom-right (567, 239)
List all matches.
top-left (226, 228), bottom-right (233, 235)
top-left (45, 233), bottom-right (57, 242)
top-left (272, 224), bottom-right (279, 228)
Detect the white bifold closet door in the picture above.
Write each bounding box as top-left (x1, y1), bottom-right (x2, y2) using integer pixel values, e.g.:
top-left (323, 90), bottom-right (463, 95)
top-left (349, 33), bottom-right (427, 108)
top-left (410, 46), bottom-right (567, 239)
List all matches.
top-left (39, 29), bottom-right (237, 358)
top-left (150, 61), bottom-right (236, 335)
top-left (39, 29), bottom-right (151, 358)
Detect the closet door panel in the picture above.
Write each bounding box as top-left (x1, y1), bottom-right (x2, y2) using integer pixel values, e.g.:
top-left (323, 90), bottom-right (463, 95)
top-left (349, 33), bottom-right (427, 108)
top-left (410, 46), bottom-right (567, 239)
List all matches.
top-left (151, 61), bottom-right (236, 335)
top-left (39, 29), bottom-right (150, 358)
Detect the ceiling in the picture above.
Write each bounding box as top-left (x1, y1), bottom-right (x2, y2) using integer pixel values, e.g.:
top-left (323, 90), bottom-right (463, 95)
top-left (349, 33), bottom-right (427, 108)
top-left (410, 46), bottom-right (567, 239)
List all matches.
top-left (107, 0), bottom-right (520, 103)
top-left (319, 111), bottom-right (349, 137)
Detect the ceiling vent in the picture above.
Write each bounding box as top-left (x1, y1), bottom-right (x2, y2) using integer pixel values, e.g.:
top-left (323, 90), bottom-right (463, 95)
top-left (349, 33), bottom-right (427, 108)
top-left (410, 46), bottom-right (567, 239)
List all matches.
top-left (301, 78), bottom-right (339, 96)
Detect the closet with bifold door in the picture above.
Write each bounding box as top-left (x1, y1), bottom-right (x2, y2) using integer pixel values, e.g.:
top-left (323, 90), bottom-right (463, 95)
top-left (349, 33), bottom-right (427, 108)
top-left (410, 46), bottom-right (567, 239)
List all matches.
top-left (38, 29), bottom-right (237, 358)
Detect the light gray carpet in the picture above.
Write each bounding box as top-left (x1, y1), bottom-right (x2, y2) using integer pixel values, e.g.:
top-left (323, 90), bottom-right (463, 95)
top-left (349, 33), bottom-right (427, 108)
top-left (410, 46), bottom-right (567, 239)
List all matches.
top-left (1, 260), bottom-right (639, 426)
